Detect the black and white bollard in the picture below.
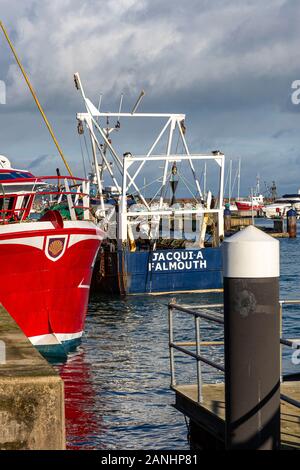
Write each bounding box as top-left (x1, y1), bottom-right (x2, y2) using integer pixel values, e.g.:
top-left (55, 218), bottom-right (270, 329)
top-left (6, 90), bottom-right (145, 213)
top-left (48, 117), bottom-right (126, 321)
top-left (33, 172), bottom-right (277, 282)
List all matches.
top-left (287, 208), bottom-right (297, 238)
top-left (223, 226), bottom-right (280, 450)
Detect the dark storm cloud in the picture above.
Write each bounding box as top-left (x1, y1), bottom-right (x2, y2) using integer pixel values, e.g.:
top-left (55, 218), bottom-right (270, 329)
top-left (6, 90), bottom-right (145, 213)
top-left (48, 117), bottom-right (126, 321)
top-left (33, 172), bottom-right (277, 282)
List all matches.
top-left (0, 0), bottom-right (300, 194)
top-left (27, 154), bottom-right (50, 170)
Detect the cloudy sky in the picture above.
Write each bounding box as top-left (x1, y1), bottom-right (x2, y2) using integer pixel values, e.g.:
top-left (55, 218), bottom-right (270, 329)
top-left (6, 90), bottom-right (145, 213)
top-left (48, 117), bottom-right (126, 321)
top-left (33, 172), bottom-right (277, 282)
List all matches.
top-left (1, 0), bottom-right (300, 196)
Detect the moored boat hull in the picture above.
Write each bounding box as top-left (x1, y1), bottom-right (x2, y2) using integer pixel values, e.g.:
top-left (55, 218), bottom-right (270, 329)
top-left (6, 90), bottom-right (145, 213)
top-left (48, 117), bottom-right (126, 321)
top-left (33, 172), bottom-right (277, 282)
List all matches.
top-left (92, 247), bottom-right (223, 295)
top-left (0, 220), bottom-right (102, 356)
top-left (235, 201), bottom-right (264, 211)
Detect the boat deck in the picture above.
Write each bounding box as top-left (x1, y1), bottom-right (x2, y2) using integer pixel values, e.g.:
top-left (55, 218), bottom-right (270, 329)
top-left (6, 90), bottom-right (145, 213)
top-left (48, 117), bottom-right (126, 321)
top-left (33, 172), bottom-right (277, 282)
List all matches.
top-left (173, 382), bottom-right (300, 449)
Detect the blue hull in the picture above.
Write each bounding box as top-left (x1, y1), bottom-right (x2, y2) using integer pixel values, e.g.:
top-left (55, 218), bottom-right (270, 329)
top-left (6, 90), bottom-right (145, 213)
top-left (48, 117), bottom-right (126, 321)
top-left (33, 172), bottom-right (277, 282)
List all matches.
top-left (92, 247), bottom-right (223, 295)
top-left (36, 337), bottom-right (81, 361)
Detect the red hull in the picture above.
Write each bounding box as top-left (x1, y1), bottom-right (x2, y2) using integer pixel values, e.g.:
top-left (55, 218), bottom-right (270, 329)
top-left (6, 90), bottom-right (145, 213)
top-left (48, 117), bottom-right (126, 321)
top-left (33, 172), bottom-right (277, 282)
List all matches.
top-left (0, 220), bottom-right (102, 348)
top-left (235, 201), bottom-right (264, 211)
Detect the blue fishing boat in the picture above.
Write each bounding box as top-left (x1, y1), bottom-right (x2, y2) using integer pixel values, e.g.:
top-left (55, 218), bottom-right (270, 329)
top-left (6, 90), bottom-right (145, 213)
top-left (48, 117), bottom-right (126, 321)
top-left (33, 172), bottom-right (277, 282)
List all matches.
top-left (74, 74), bottom-right (225, 295)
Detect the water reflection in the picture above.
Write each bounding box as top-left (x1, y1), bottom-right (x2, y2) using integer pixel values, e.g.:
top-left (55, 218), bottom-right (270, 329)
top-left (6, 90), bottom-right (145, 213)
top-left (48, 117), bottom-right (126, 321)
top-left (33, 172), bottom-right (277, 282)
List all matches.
top-left (58, 351), bottom-right (104, 450)
top-left (54, 230), bottom-right (300, 449)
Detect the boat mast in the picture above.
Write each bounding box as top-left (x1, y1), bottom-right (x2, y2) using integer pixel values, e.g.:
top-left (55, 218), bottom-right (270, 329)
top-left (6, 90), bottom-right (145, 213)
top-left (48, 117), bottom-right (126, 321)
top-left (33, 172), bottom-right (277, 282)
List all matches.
top-left (229, 159), bottom-right (232, 204)
top-left (0, 22), bottom-right (74, 177)
top-left (203, 163), bottom-right (207, 199)
top-left (237, 158), bottom-right (241, 200)
top-left (74, 73), bottom-right (106, 215)
top-left (256, 174), bottom-right (260, 195)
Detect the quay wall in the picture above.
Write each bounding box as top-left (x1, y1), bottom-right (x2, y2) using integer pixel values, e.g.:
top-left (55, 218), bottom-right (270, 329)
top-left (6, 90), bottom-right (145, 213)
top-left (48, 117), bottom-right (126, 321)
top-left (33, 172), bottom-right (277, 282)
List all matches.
top-left (0, 304), bottom-right (65, 450)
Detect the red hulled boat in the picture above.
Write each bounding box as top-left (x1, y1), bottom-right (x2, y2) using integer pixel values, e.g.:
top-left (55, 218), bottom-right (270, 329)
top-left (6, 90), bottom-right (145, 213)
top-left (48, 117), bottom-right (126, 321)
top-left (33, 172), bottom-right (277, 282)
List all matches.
top-left (235, 194), bottom-right (265, 211)
top-left (0, 155), bottom-right (103, 357)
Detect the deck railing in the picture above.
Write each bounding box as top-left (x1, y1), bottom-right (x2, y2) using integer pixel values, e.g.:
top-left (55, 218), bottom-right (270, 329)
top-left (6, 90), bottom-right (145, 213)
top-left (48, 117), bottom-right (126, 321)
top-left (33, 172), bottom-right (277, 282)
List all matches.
top-left (168, 299), bottom-right (300, 407)
top-left (0, 176), bottom-right (91, 223)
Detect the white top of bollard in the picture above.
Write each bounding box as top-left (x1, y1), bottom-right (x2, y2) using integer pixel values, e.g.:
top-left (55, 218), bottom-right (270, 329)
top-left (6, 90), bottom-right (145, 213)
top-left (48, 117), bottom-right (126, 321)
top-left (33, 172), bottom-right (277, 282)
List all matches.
top-left (222, 225), bottom-right (280, 278)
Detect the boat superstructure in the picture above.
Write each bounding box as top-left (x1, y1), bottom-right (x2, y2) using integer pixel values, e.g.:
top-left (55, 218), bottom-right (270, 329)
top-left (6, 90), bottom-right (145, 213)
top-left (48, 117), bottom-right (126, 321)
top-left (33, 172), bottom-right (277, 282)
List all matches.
top-left (0, 158), bottom-right (103, 356)
top-left (263, 192), bottom-right (300, 219)
top-left (75, 74), bottom-right (225, 295)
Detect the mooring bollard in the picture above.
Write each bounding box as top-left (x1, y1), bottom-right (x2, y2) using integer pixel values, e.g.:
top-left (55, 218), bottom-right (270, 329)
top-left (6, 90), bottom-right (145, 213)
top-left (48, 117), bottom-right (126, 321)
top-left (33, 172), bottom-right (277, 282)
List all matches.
top-left (287, 208), bottom-right (297, 238)
top-left (273, 217), bottom-right (284, 234)
top-left (224, 204), bottom-right (231, 235)
top-left (223, 225), bottom-right (280, 450)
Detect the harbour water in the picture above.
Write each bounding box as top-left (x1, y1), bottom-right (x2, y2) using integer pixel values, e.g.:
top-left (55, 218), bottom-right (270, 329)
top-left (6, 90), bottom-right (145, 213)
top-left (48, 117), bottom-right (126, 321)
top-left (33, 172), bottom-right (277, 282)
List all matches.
top-left (56, 221), bottom-right (300, 450)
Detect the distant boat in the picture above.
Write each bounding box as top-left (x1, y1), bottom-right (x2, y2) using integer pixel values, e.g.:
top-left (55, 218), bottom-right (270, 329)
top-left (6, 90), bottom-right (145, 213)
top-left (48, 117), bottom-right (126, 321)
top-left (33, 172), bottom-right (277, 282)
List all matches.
top-left (235, 174), bottom-right (265, 211)
top-left (263, 192), bottom-right (300, 219)
top-left (235, 194), bottom-right (264, 211)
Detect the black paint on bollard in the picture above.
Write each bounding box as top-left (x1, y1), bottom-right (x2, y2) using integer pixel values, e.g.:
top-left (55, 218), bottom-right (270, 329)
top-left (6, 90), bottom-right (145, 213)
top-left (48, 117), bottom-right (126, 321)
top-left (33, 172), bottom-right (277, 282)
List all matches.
top-left (287, 208), bottom-right (297, 238)
top-left (223, 226), bottom-right (280, 450)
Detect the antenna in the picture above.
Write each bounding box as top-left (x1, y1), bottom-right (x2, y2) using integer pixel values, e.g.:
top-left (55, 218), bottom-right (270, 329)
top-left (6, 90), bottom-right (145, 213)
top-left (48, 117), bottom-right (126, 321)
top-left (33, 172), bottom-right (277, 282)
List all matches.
top-left (131, 90), bottom-right (145, 114)
top-left (96, 94), bottom-right (103, 123)
top-left (116, 93), bottom-right (124, 129)
top-left (97, 94), bottom-right (103, 113)
top-left (237, 158), bottom-right (241, 200)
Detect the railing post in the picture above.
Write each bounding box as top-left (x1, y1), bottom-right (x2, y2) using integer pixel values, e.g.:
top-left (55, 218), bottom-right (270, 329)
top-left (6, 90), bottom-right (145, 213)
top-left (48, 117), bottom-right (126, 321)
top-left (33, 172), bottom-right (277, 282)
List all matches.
top-left (168, 303), bottom-right (176, 389)
top-left (64, 178), bottom-right (76, 221)
top-left (223, 226), bottom-right (280, 450)
top-left (195, 315), bottom-right (203, 403)
top-left (279, 301), bottom-right (283, 383)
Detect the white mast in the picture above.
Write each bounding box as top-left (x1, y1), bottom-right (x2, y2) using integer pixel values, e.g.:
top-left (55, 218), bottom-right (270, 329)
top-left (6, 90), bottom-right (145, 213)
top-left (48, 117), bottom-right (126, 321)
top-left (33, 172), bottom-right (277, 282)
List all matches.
top-left (229, 159), bottom-right (232, 204)
top-left (237, 158), bottom-right (241, 200)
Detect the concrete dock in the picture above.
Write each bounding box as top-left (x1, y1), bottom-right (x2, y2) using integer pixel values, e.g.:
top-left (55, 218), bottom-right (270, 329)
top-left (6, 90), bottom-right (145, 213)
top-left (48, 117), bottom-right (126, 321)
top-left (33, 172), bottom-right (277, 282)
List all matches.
top-left (174, 382), bottom-right (300, 450)
top-left (0, 304), bottom-right (65, 450)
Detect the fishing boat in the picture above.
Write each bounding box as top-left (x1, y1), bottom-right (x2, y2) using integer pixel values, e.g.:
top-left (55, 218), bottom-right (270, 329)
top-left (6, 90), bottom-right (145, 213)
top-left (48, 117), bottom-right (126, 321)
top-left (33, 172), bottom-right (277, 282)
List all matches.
top-left (0, 23), bottom-right (104, 356)
top-left (74, 74), bottom-right (225, 295)
top-left (0, 157), bottom-right (103, 356)
top-left (235, 176), bottom-right (264, 211)
top-left (235, 194), bottom-right (264, 211)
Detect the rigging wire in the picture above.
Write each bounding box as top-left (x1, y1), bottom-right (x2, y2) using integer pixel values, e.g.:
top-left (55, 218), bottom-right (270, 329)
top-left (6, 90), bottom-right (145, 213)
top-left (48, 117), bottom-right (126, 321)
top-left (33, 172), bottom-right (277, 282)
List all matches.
top-left (176, 170), bottom-right (198, 202)
top-left (83, 133), bottom-right (93, 169)
top-left (78, 134), bottom-right (87, 179)
top-left (132, 175), bottom-right (163, 195)
top-left (149, 172), bottom-right (171, 205)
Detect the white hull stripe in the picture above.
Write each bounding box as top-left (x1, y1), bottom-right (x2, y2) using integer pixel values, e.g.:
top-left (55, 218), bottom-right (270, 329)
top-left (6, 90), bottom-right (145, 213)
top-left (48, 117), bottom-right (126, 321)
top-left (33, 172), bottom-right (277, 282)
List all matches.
top-left (30, 331), bottom-right (83, 346)
top-left (78, 278), bottom-right (90, 289)
top-left (0, 220), bottom-right (104, 235)
top-left (0, 236), bottom-right (44, 249)
top-left (0, 234), bottom-right (101, 251)
top-left (68, 234), bottom-right (102, 247)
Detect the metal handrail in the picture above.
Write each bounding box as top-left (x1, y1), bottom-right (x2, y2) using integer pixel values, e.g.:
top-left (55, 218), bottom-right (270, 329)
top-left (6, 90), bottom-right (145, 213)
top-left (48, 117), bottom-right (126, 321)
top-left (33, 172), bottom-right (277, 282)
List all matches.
top-left (170, 342), bottom-right (225, 372)
top-left (281, 393), bottom-right (300, 409)
top-left (168, 299), bottom-right (300, 405)
top-left (168, 302), bottom-right (224, 324)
